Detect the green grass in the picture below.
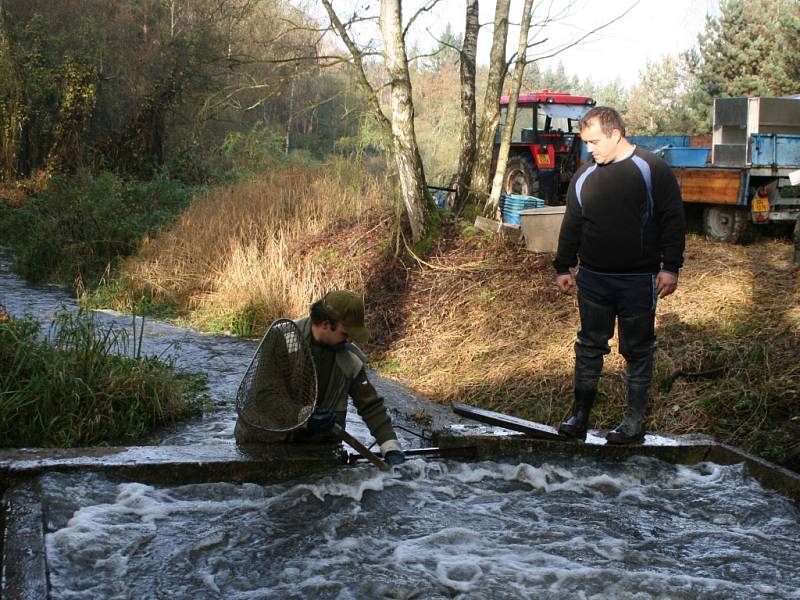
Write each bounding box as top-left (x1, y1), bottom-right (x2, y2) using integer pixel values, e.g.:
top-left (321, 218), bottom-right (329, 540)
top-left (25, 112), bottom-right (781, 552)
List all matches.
top-left (0, 308), bottom-right (208, 448)
top-left (0, 171), bottom-right (195, 288)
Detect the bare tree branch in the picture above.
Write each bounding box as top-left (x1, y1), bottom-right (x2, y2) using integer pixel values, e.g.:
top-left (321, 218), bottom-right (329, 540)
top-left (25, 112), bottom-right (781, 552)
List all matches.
top-left (402, 0), bottom-right (444, 40)
top-left (320, 0), bottom-right (392, 136)
top-left (529, 1), bottom-right (640, 63)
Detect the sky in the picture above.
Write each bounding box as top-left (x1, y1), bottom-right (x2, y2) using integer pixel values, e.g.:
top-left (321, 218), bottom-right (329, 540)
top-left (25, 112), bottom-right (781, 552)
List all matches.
top-left (419, 0), bottom-right (722, 87)
top-left (315, 0), bottom-right (722, 89)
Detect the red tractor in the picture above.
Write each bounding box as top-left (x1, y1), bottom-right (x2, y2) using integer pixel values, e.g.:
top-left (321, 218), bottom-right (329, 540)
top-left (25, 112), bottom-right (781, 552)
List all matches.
top-left (495, 91), bottom-right (596, 204)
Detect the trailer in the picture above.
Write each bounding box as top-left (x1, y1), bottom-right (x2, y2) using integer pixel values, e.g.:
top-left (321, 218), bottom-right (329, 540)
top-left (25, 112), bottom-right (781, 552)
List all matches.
top-left (628, 96), bottom-right (800, 244)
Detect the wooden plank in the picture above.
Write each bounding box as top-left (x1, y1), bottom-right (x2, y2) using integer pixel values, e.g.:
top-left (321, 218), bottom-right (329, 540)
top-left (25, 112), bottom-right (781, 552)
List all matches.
top-left (474, 215), bottom-right (503, 234)
top-left (674, 168), bottom-right (742, 204)
top-left (473, 216), bottom-right (522, 241)
top-left (451, 402), bottom-right (566, 440)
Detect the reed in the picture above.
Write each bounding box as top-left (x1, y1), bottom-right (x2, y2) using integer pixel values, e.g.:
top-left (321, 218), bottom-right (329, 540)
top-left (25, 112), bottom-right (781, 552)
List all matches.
top-left (0, 309), bottom-right (207, 447)
top-left (93, 159), bottom-right (392, 334)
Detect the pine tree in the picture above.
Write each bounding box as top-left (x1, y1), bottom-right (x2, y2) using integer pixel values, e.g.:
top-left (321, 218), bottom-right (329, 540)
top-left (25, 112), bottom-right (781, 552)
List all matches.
top-left (684, 0), bottom-right (800, 130)
top-left (626, 57), bottom-right (694, 135)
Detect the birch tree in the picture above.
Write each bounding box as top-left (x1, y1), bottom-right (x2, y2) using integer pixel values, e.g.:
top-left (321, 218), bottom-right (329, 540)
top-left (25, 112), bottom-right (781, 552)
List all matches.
top-left (321, 0), bottom-right (432, 243)
top-left (462, 1), bottom-right (639, 213)
top-left (380, 0), bottom-right (430, 241)
top-left (486, 0), bottom-right (534, 217)
top-left (468, 0), bottom-right (510, 206)
top-left (453, 0), bottom-right (478, 209)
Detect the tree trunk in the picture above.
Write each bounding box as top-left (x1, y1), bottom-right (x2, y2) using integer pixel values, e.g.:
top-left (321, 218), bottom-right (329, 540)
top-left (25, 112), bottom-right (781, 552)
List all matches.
top-left (487, 0), bottom-right (535, 216)
top-left (454, 0), bottom-right (479, 210)
top-left (470, 0), bottom-right (510, 211)
top-left (284, 68), bottom-right (296, 156)
top-left (379, 0), bottom-right (430, 242)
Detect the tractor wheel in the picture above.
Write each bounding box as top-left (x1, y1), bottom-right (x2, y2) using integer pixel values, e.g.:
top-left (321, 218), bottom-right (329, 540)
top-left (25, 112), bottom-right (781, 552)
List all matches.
top-left (504, 155), bottom-right (539, 196)
top-left (702, 206), bottom-right (752, 244)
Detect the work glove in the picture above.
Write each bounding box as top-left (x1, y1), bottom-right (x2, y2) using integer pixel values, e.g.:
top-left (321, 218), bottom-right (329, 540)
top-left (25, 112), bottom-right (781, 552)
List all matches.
top-left (383, 450), bottom-right (406, 466)
top-left (306, 407), bottom-right (337, 436)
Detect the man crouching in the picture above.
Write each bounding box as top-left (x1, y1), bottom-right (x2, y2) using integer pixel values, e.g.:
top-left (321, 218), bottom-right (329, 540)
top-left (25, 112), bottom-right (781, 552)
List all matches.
top-left (234, 290), bottom-right (405, 466)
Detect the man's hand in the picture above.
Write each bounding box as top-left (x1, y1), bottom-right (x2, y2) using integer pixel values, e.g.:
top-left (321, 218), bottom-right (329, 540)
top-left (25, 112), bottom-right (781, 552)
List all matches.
top-left (383, 450), bottom-right (405, 466)
top-left (556, 273), bottom-right (574, 294)
top-left (307, 408), bottom-right (337, 435)
top-left (656, 270), bottom-right (678, 298)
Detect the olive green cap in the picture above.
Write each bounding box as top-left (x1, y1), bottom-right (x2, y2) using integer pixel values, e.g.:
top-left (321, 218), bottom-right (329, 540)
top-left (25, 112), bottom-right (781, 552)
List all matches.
top-left (322, 290), bottom-right (369, 343)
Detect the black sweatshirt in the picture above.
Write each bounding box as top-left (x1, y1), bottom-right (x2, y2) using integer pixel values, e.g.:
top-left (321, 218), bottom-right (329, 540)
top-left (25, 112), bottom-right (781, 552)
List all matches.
top-left (553, 146), bottom-right (686, 275)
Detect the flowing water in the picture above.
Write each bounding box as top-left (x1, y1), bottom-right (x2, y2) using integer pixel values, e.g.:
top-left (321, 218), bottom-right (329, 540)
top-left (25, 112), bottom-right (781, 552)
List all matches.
top-left (0, 249), bottom-right (403, 446)
top-left (40, 458), bottom-right (800, 599)
top-left (2, 251), bottom-right (800, 599)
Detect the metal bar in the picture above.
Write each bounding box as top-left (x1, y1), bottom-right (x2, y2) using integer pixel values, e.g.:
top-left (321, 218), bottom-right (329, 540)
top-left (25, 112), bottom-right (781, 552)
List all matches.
top-left (331, 424), bottom-right (390, 472)
top-left (451, 402), bottom-right (566, 441)
top-left (347, 446), bottom-right (480, 465)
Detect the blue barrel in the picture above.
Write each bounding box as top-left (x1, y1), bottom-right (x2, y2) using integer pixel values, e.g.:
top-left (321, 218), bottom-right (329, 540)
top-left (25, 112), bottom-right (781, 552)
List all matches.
top-left (501, 194), bottom-right (545, 225)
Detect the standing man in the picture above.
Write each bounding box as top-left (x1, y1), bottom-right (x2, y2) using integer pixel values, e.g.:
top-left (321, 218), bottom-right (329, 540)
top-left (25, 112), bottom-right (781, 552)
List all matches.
top-left (553, 107), bottom-right (686, 444)
top-left (234, 290), bottom-right (405, 465)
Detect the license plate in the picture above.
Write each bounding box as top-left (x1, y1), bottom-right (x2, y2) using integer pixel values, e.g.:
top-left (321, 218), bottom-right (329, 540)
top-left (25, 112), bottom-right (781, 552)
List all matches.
top-left (537, 153), bottom-right (551, 165)
top-left (752, 196), bottom-right (769, 212)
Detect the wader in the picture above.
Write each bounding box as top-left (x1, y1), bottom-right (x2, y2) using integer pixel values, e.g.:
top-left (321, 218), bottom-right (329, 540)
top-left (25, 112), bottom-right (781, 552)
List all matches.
top-left (559, 268), bottom-right (657, 443)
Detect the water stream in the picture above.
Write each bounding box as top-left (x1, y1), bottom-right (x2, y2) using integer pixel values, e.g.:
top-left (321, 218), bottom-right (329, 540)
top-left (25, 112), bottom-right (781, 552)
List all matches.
top-left (40, 458), bottom-right (800, 599)
top-left (2, 251), bottom-right (800, 599)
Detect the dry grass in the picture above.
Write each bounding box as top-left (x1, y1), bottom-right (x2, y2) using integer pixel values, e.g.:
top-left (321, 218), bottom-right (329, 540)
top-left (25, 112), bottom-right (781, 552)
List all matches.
top-left (372, 227), bottom-right (799, 470)
top-left (108, 160), bottom-right (395, 334)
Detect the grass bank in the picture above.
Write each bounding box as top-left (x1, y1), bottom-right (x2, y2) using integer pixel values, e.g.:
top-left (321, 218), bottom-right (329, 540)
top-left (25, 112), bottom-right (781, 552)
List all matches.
top-left (373, 225), bottom-right (799, 471)
top-left (86, 158), bottom-right (395, 335)
top-left (0, 308), bottom-right (207, 447)
top-left (0, 171), bottom-right (194, 290)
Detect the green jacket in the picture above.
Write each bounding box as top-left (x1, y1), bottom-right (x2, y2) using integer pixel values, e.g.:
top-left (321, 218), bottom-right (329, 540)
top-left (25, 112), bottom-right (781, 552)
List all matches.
top-left (294, 317), bottom-right (397, 445)
top-left (234, 317), bottom-right (398, 446)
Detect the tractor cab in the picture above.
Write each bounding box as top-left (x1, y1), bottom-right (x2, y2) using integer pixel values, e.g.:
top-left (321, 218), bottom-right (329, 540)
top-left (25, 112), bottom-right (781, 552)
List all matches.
top-left (496, 91), bottom-right (595, 204)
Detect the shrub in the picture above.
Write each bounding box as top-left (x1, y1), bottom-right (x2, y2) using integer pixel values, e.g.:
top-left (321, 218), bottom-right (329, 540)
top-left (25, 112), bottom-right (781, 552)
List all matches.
top-left (0, 308), bottom-right (207, 447)
top-left (0, 170), bottom-right (193, 287)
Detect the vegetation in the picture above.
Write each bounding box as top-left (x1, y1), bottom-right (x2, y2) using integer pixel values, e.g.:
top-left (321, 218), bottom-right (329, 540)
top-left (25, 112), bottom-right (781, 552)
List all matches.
top-left (78, 162), bottom-right (800, 472)
top-left (0, 0), bottom-right (367, 183)
top-left (683, 0), bottom-right (800, 130)
top-left (0, 308), bottom-right (208, 447)
top-left (0, 171), bottom-right (194, 289)
top-left (0, 0), bottom-right (798, 469)
top-left (84, 159), bottom-right (395, 336)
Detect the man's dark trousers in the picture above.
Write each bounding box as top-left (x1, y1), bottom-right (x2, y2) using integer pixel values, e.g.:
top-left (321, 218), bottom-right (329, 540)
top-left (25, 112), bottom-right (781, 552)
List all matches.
top-left (573, 267), bottom-right (658, 442)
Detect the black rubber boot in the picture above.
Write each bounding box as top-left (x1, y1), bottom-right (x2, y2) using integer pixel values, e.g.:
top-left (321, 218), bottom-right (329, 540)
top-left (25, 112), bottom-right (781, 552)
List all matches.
top-left (560, 295), bottom-right (615, 440)
top-left (559, 388), bottom-right (597, 440)
top-left (607, 310), bottom-right (656, 445)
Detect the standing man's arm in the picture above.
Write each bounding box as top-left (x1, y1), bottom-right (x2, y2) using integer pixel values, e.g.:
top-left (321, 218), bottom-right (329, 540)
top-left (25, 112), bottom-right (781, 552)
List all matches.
top-left (653, 161), bottom-right (686, 298)
top-left (553, 180), bottom-right (584, 293)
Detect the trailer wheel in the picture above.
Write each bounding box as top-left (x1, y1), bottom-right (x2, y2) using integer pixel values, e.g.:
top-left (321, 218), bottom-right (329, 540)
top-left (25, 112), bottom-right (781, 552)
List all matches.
top-left (504, 155), bottom-right (539, 196)
top-left (702, 206), bottom-right (752, 244)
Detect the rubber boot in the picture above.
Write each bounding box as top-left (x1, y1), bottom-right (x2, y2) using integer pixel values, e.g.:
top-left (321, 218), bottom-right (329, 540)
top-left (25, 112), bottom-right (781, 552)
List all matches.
top-left (560, 295), bottom-right (615, 440)
top-left (607, 310), bottom-right (656, 445)
top-left (558, 388), bottom-right (596, 440)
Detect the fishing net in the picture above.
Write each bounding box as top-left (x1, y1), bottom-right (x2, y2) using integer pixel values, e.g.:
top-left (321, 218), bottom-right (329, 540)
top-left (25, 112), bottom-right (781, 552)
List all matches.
top-left (235, 318), bottom-right (317, 432)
